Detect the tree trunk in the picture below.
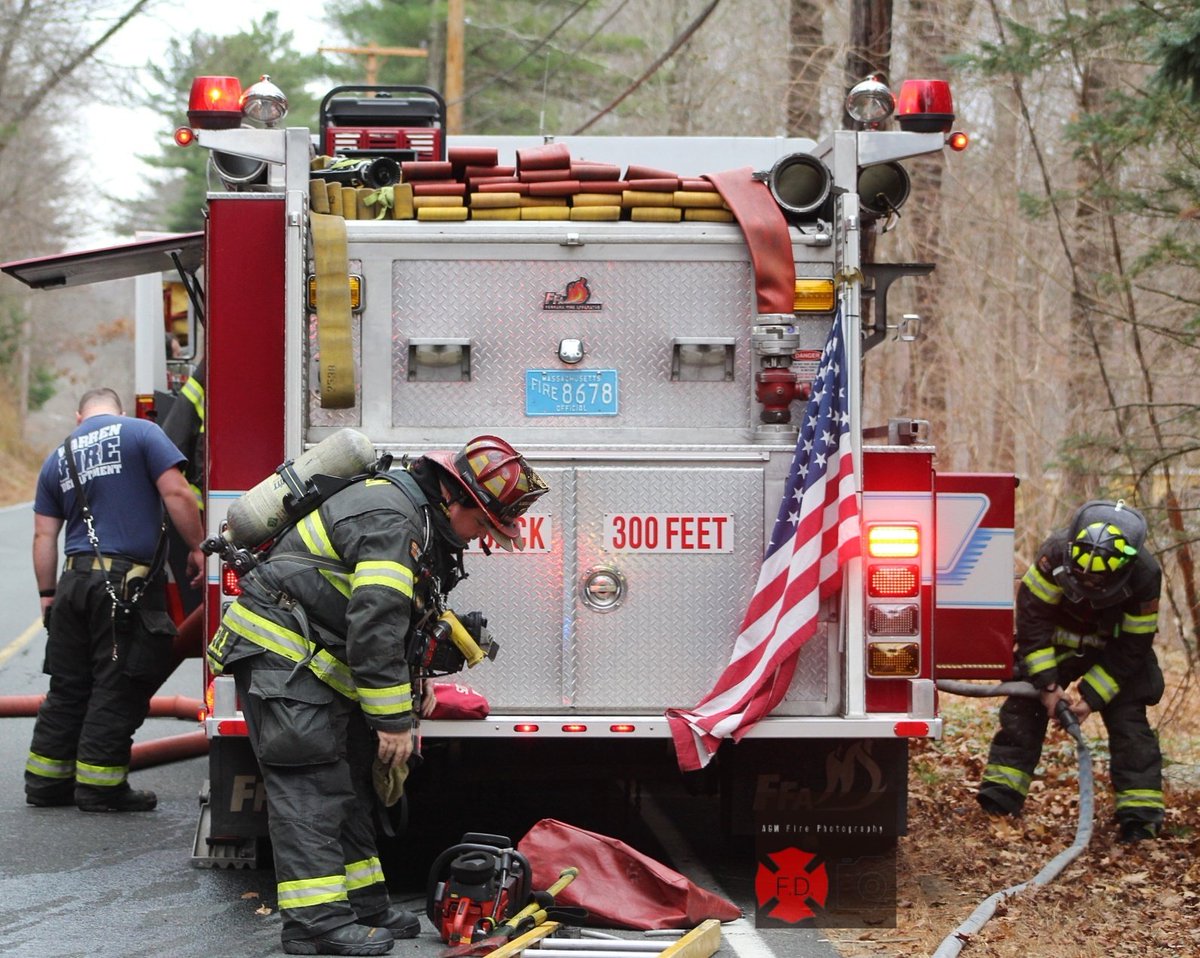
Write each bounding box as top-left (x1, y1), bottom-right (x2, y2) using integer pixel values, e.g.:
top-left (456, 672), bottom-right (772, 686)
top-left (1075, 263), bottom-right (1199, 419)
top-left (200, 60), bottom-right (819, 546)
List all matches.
top-left (787, 0), bottom-right (825, 137)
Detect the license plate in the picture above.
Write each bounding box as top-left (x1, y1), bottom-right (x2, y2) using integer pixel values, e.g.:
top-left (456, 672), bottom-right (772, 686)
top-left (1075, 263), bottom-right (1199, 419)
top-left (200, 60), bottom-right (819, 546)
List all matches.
top-left (525, 369), bottom-right (618, 416)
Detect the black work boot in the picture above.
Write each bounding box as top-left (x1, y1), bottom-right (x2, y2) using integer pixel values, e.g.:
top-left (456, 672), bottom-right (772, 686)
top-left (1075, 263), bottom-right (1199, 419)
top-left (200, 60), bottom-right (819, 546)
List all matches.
top-left (77, 787), bottom-right (157, 813)
top-left (358, 906), bottom-right (420, 939)
top-left (976, 792), bottom-right (1016, 817)
top-left (282, 923), bottom-right (394, 956)
top-left (1118, 820), bottom-right (1158, 843)
top-left (26, 789), bottom-right (75, 808)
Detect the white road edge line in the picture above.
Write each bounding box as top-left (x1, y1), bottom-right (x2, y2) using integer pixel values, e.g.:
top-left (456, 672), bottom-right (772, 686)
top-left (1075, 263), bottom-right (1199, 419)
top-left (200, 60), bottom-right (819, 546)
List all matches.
top-left (638, 792), bottom-right (777, 958)
top-left (0, 617), bottom-right (42, 669)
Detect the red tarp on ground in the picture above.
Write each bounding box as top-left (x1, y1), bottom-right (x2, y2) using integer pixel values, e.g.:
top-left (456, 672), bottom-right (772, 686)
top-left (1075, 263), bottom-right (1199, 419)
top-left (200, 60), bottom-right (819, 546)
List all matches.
top-left (517, 818), bottom-right (741, 929)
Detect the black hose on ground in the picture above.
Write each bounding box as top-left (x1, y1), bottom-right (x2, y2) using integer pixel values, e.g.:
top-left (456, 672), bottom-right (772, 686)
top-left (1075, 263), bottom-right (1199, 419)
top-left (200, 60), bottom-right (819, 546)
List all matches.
top-left (930, 680), bottom-right (1094, 958)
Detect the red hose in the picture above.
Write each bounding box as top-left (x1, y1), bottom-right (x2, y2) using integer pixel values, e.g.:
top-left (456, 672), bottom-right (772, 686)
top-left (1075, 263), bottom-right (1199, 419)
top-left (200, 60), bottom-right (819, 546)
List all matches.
top-left (0, 694), bottom-right (203, 720)
top-left (130, 730), bottom-right (210, 769)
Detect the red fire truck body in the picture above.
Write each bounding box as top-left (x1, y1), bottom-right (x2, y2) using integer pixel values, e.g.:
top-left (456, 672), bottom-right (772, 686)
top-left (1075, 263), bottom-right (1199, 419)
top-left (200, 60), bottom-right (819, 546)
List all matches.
top-left (1, 78), bottom-right (1016, 866)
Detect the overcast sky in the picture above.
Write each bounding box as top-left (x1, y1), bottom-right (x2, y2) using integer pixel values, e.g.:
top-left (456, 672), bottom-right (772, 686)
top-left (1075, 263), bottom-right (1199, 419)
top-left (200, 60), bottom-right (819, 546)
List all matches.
top-left (84, 0), bottom-right (337, 244)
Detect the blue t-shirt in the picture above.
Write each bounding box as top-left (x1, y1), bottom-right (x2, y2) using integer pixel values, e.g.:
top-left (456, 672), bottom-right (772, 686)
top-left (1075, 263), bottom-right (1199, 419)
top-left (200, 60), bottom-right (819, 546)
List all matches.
top-left (34, 414), bottom-right (186, 561)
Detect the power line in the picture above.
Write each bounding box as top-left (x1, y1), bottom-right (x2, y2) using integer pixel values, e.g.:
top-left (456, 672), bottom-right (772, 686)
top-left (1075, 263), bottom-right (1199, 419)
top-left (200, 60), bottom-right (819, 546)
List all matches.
top-left (571, 0), bottom-right (721, 135)
top-left (450, 0), bottom-right (593, 107)
top-left (464, 0), bottom-right (633, 130)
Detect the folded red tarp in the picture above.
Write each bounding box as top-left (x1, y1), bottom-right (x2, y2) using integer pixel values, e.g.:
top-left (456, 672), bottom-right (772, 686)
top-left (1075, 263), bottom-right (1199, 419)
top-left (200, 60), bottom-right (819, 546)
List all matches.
top-left (517, 818), bottom-right (741, 929)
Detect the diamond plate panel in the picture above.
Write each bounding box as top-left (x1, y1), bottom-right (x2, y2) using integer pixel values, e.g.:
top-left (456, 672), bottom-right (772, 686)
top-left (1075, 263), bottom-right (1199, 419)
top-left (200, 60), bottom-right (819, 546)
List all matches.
top-left (448, 464), bottom-right (834, 714)
top-left (389, 259), bottom-right (754, 430)
top-left (445, 468), bottom-right (567, 709)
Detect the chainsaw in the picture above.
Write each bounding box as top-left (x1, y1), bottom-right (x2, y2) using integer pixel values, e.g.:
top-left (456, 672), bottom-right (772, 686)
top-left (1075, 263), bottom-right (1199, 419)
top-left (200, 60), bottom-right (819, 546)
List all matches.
top-left (426, 832), bottom-right (533, 945)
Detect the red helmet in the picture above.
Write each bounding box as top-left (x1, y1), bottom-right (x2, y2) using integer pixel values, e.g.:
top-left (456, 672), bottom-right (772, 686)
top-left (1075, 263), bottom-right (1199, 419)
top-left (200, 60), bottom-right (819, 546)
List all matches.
top-left (427, 436), bottom-right (548, 544)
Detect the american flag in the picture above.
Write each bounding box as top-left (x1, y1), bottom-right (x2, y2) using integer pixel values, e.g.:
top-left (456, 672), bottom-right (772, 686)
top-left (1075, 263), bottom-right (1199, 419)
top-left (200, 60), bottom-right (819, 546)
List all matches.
top-left (666, 309), bottom-right (861, 771)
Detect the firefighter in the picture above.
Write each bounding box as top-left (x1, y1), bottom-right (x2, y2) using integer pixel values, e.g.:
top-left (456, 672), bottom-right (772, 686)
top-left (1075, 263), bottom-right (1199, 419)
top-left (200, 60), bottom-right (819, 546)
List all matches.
top-left (26, 387), bottom-right (205, 811)
top-left (206, 436), bottom-right (547, 956)
top-left (977, 499), bottom-right (1165, 842)
top-left (160, 361), bottom-right (205, 615)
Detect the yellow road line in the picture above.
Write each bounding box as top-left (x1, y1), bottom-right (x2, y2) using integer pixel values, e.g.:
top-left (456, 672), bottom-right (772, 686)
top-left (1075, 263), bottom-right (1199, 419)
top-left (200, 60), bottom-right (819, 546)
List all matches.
top-left (0, 617), bottom-right (42, 670)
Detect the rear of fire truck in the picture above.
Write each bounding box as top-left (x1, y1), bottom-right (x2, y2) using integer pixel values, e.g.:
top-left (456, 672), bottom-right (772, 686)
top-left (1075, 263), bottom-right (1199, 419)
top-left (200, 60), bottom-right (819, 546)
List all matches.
top-left (1, 73), bottom-right (1017, 867)
top-left (180, 74), bottom-right (1017, 866)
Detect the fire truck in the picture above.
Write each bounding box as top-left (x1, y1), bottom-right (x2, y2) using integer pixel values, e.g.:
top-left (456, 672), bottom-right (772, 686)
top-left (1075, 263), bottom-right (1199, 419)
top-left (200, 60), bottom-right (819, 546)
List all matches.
top-left (2, 74), bottom-right (1015, 866)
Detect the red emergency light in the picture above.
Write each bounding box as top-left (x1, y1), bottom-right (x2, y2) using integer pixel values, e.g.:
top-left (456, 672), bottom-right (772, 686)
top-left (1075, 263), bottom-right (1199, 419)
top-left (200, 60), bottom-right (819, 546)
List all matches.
top-left (896, 79), bottom-right (955, 134)
top-left (187, 75), bottom-right (244, 130)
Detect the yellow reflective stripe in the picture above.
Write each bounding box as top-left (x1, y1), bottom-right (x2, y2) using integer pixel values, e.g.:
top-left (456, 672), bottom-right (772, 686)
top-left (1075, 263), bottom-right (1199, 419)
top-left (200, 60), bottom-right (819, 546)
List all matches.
top-left (1082, 664), bottom-right (1120, 704)
top-left (344, 857), bottom-right (386, 892)
top-left (320, 568), bottom-right (352, 599)
top-left (352, 559), bottom-right (413, 597)
top-left (223, 602), bottom-right (358, 700)
top-left (982, 764), bottom-right (1032, 796)
top-left (25, 751), bottom-right (75, 779)
top-left (277, 874), bottom-right (348, 910)
top-left (76, 761), bottom-right (127, 788)
top-left (189, 483), bottom-right (203, 508)
top-left (1115, 789), bottom-right (1164, 811)
top-left (1023, 647), bottom-right (1057, 676)
top-left (365, 478), bottom-right (392, 487)
top-left (181, 378), bottom-right (205, 427)
top-left (1021, 564), bottom-right (1062, 604)
top-left (1121, 610), bottom-right (1158, 635)
top-left (358, 683), bottom-right (413, 717)
top-left (295, 512), bottom-right (352, 597)
top-left (298, 511), bottom-right (339, 561)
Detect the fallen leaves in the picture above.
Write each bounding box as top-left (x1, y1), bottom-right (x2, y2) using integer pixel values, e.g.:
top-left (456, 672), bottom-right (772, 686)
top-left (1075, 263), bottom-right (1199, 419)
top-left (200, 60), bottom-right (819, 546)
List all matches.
top-left (823, 688), bottom-right (1200, 958)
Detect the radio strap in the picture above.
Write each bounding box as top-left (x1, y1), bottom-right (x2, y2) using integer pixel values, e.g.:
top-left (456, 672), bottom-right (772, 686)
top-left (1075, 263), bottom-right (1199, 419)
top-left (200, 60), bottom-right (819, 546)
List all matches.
top-left (61, 438), bottom-right (167, 660)
top-left (311, 212), bottom-right (356, 408)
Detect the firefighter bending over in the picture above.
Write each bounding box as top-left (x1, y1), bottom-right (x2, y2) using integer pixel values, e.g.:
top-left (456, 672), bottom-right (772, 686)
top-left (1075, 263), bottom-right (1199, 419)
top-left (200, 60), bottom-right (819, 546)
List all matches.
top-left (977, 499), bottom-right (1164, 842)
top-left (207, 436), bottom-right (547, 956)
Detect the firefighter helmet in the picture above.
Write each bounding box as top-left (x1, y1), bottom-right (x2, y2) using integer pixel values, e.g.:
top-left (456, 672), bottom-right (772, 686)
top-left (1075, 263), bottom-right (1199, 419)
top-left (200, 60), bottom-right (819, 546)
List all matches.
top-left (1056, 499), bottom-right (1146, 605)
top-left (427, 436), bottom-right (548, 543)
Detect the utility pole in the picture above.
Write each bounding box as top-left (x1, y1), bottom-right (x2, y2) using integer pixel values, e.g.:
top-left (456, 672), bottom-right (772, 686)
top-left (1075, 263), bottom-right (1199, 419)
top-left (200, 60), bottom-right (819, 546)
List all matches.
top-left (318, 42), bottom-right (429, 86)
top-left (445, 0), bottom-right (465, 133)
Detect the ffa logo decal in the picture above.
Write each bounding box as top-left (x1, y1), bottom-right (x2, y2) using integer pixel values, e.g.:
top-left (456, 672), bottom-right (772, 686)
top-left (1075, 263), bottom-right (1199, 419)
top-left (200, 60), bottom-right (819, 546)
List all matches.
top-left (542, 277), bottom-right (602, 311)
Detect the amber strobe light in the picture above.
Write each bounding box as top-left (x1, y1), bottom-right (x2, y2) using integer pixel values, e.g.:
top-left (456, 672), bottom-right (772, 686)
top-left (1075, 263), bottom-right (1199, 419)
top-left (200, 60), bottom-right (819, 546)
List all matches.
top-left (187, 75), bottom-right (244, 130)
top-left (867, 523), bottom-right (920, 558)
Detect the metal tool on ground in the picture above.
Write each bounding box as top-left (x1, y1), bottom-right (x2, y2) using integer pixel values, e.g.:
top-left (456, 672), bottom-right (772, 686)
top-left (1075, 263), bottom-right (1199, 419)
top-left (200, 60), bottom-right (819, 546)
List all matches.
top-left (440, 867), bottom-right (579, 958)
top-left (427, 832), bottom-right (533, 945)
top-left (507, 920), bottom-right (722, 958)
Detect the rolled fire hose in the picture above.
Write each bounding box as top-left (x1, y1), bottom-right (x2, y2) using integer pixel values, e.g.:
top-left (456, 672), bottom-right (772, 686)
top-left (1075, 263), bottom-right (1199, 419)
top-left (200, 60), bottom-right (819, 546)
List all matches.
top-left (931, 680), bottom-right (1094, 958)
top-left (311, 212), bottom-right (356, 408)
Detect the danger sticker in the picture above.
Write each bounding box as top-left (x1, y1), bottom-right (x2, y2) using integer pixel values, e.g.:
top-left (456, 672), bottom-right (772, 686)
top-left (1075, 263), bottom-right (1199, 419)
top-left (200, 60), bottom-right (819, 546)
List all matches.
top-left (604, 514), bottom-right (734, 553)
top-left (465, 514), bottom-right (553, 554)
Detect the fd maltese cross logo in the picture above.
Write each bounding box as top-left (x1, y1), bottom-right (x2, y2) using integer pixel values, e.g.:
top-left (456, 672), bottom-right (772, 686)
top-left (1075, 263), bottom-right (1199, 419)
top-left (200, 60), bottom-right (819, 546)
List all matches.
top-left (755, 846), bottom-right (829, 923)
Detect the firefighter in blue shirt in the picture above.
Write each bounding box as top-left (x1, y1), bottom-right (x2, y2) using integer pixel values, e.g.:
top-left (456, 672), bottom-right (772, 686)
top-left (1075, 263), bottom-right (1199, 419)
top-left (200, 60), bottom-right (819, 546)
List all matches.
top-left (977, 499), bottom-right (1165, 842)
top-left (207, 436), bottom-right (547, 957)
top-left (26, 387), bottom-right (205, 812)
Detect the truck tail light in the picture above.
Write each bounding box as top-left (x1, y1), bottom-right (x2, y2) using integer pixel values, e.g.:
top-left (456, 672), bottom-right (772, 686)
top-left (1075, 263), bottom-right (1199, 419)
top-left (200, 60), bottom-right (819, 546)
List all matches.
top-left (134, 393), bottom-right (156, 421)
top-left (867, 523), bottom-right (920, 557)
top-left (868, 604), bottom-right (919, 635)
top-left (221, 563), bottom-right (242, 596)
top-left (867, 642), bottom-right (920, 677)
top-left (868, 564), bottom-right (918, 597)
top-left (866, 523), bottom-right (923, 679)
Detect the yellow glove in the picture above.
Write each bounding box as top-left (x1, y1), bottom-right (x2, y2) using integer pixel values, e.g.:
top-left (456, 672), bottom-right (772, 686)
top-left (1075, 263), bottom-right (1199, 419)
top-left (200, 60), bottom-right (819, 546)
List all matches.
top-left (372, 757), bottom-right (409, 806)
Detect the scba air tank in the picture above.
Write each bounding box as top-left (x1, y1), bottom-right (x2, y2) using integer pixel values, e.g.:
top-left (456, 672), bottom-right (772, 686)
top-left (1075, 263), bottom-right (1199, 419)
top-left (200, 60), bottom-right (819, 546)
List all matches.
top-left (224, 428), bottom-right (377, 548)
